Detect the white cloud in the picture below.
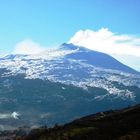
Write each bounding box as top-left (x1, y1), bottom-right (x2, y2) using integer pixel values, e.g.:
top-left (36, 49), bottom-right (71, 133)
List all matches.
top-left (13, 39), bottom-right (46, 54)
top-left (68, 28), bottom-right (140, 71)
top-left (68, 28), bottom-right (140, 57)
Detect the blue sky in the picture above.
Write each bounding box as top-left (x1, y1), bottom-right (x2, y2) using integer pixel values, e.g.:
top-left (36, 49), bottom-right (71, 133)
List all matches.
top-left (0, 0), bottom-right (140, 51)
top-left (0, 0), bottom-right (140, 71)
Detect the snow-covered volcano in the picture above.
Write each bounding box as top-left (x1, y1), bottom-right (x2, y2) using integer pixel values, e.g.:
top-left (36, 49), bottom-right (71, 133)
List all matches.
top-left (0, 43), bottom-right (140, 129)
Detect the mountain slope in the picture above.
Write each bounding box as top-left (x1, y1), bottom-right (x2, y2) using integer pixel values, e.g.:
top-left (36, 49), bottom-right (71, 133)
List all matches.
top-left (63, 43), bottom-right (139, 74)
top-left (0, 43), bottom-right (140, 129)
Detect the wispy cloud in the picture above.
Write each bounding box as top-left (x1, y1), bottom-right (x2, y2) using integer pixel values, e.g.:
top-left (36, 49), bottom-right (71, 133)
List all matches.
top-left (68, 28), bottom-right (140, 57)
top-left (68, 28), bottom-right (140, 71)
top-left (13, 39), bottom-right (46, 54)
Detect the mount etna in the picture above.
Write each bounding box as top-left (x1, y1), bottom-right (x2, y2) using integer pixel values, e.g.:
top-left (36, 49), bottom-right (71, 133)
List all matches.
top-left (0, 43), bottom-right (140, 130)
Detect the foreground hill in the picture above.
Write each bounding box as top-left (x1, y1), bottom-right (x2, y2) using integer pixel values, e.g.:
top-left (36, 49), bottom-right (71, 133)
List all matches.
top-left (1, 104), bottom-right (139, 140)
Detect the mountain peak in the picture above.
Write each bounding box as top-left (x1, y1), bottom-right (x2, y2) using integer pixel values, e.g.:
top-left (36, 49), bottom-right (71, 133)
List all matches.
top-left (59, 43), bottom-right (78, 50)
